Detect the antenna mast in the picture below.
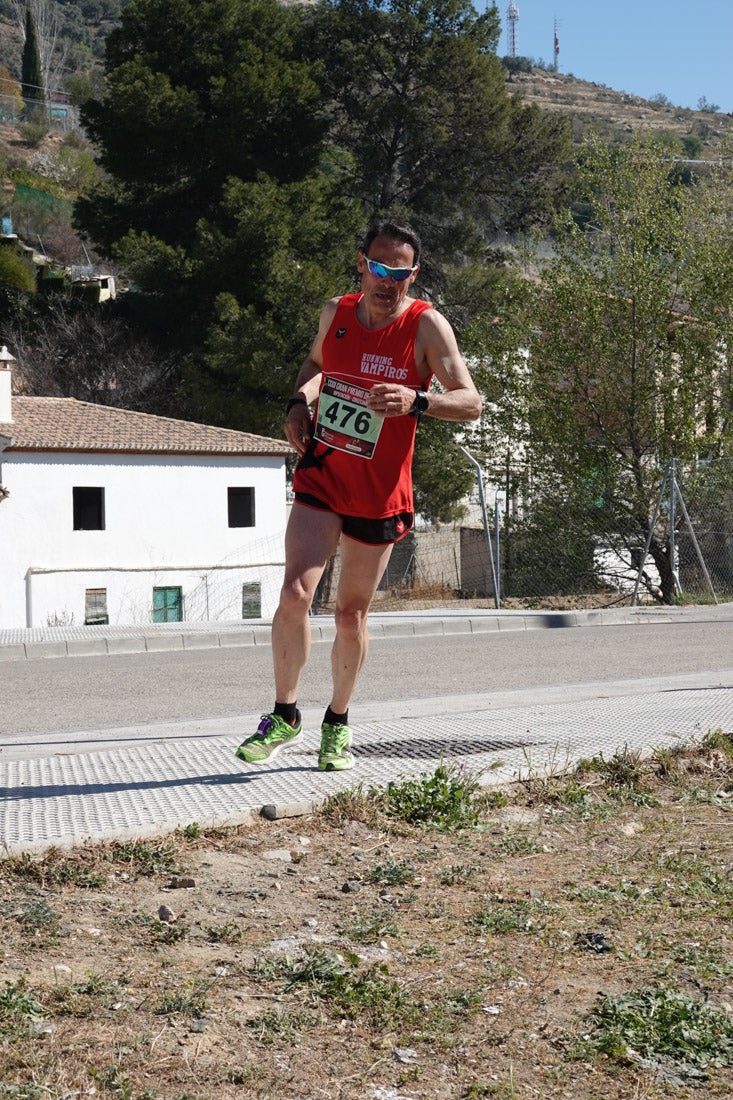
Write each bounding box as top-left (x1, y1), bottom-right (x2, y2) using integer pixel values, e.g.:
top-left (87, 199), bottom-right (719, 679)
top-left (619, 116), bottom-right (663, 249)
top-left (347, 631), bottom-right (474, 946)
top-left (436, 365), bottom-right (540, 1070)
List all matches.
top-left (506, 1), bottom-right (519, 58)
top-left (553, 16), bottom-right (561, 72)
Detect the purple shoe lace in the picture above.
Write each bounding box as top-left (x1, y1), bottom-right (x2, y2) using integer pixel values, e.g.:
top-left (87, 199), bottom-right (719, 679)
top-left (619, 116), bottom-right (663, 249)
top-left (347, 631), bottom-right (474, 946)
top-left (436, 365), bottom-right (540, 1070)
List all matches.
top-left (256, 715), bottom-right (275, 737)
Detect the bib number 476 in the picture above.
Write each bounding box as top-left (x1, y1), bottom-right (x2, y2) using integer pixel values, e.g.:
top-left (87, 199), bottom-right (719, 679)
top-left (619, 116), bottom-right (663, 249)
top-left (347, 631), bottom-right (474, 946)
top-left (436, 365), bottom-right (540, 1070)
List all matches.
top-left (323, 399), bottom-right (371, 436)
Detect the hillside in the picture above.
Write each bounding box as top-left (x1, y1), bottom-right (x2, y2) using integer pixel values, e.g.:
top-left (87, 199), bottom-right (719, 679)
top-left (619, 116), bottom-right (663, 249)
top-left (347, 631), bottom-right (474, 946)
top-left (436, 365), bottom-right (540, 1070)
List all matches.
top-left (509, 65), bottom-right (733, 159)
top-left (2, 0), bottom-right (732, 164)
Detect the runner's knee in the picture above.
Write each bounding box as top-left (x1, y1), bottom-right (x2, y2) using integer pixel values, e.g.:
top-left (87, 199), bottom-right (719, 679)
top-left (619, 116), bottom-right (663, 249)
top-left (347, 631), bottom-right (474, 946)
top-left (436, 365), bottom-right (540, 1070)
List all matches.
top-left (279, 577), bottom-right (315, 614)
top-left (334, 605), bottom-right (368, 640)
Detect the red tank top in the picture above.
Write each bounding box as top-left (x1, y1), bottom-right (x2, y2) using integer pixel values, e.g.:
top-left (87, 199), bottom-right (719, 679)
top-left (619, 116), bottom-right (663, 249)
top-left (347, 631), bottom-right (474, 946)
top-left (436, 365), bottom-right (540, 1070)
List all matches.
top-left (293, 294), bottom-right (433, 518)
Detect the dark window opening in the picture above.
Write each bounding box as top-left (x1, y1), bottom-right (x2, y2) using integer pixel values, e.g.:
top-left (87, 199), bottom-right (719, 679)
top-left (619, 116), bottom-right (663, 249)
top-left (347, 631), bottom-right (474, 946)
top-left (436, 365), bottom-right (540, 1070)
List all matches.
top-left (228, 486), bottom-right (255, 528)
top-left (242, 582), bottom-right (262, 618)
top-left (73, 486), bottom-right (105, 530)
top-left (85, 588), bottom-right (108, 625)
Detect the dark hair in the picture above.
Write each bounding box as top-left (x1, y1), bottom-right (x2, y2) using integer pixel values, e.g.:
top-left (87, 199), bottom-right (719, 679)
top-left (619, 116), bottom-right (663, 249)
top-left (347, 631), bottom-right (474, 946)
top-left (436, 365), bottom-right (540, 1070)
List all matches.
top-left (362, 221), bottom-right (421, 265)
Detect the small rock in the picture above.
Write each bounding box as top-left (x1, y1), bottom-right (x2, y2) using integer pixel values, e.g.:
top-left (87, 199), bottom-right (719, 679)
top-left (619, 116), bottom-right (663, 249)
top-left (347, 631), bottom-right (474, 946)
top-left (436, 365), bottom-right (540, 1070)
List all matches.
top-left (52, 964), bottom-right (72, 978)
top-left (214, 966), bottom-right (228, 977)
top-left (392, 1046), bottom-right (418, 1064)
top-left (342, 880), bottom-right (361, 893)
top-left (158, 905), bottom-right (176, 923)
top-left (371, 1035), bottom-right (392, 1050)
top-left (262, 849), bottom-right (293, 862)
top-left (574, 931), bottom-right (612, 953)
top-left (168, 876), bottom-right (196, 890)
top-left (303, 918), bottom-right (318, 929)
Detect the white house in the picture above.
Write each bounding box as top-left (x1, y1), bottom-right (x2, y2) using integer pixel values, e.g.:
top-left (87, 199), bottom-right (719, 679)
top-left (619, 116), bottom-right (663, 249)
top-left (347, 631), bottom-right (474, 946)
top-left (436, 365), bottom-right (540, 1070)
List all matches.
top-left (0, 354), bottom-right (290, 629)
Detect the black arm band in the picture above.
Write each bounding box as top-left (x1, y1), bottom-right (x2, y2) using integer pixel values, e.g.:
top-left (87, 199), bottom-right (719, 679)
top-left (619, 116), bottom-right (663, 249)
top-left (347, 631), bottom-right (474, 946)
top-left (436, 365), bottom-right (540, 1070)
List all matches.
top-left (286, 397), bottom-right (308, 413)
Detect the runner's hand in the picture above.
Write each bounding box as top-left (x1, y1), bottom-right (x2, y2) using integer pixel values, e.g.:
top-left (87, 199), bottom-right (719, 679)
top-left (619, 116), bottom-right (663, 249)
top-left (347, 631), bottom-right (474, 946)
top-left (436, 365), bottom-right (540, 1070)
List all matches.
top-left (367, 383), bottom-right (414, 417)
top-left (285, 404), bottom-right (312, 457)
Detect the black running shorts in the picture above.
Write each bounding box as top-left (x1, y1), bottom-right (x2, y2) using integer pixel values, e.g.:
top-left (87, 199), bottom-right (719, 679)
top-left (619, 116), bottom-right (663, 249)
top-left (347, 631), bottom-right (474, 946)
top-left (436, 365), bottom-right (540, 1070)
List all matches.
top-left (294, 492), bottom-right (414, 546)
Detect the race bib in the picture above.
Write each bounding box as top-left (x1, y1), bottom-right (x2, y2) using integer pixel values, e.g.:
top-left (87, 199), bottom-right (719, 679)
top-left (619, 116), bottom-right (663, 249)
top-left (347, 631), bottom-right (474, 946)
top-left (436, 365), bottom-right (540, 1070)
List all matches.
top-left (314, 377), bottom-right (383, 459)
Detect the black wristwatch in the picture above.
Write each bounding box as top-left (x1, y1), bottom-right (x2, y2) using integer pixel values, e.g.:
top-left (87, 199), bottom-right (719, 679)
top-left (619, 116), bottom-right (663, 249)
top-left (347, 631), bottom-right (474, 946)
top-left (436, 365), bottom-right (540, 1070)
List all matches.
top-left (410, 393), bottom-right (430, 420)
top-left (286, 396), bottom-right (308, 414)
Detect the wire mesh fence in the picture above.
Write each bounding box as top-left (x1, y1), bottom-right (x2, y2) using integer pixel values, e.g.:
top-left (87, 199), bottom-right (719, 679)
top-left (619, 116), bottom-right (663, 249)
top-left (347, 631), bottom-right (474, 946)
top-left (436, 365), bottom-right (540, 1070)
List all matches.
top-left (0, 93), bottom-right (79, 132)
top-left (311, 455), bottom-right (733, 613)
top-left (52, 456), bottom-right (729, 627)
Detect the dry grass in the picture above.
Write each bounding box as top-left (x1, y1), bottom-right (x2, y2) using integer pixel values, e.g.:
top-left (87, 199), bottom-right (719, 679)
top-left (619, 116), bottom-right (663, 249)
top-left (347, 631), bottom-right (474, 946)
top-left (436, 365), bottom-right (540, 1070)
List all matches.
top-left (1, 735), bottom-right (732, 1099)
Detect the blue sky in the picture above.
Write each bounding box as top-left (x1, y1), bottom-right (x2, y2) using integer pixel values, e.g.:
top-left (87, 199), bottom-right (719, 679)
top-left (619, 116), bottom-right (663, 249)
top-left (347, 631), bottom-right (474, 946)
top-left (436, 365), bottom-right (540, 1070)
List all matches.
top-left (496, 0), bottom-right (733, 115)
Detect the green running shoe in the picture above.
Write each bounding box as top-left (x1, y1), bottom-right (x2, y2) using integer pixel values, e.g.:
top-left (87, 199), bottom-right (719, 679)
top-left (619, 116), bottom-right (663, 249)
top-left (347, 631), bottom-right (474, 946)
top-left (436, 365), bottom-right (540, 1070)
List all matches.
top-left (318, 722), bottom-right (354, 771)
top-left (236, 713), bottom-right (302, 764)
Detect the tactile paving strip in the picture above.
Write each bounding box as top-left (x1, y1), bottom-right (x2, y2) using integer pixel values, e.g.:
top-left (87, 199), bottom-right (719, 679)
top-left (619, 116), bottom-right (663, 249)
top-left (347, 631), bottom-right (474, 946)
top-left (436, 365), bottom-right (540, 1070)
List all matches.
top-left (2, 685), bottom-right (732, 853)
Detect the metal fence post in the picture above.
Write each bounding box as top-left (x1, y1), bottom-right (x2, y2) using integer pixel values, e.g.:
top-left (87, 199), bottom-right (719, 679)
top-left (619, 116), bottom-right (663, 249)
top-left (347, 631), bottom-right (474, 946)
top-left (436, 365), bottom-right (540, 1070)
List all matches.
top-left (669, 457), bottom-right (681, 596)
top-left (460, 447), bottom-right (499, 609)
top-left (494, 492), bottom-right (503, 606)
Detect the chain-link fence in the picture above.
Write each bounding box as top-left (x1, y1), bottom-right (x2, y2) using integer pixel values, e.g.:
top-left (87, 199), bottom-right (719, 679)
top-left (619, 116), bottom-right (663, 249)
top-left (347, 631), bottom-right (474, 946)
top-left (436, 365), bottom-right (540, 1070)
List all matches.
top-left (0, 93), bottom-right (80, 132)
top-left (312, 455), bottom-right (733, 613)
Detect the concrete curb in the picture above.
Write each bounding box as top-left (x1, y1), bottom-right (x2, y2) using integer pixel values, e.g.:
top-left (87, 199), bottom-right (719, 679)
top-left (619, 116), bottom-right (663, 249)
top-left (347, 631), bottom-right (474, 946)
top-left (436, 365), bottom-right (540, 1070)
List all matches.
top-left (1, 602), bottom-right (732, 660)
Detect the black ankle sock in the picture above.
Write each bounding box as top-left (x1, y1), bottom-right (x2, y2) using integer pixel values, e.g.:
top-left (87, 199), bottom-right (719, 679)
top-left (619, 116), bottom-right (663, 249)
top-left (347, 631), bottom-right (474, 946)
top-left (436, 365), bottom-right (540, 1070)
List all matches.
top-left (324, 706), bottom-right (348, 726)
top-left (274, 702), bottom-right (299, 726)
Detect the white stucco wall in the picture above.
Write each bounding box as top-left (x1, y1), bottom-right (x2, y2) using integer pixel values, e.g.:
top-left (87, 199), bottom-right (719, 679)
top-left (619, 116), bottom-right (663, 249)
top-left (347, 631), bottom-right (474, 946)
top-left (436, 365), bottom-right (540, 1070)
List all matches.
top-left (0, 451), bottom-right (287, 628)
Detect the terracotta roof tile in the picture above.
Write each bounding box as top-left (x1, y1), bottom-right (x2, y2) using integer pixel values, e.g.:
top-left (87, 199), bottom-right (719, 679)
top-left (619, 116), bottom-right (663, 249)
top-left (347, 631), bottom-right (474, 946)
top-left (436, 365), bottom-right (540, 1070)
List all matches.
top-left (0, 396), bottom-right (289, 456)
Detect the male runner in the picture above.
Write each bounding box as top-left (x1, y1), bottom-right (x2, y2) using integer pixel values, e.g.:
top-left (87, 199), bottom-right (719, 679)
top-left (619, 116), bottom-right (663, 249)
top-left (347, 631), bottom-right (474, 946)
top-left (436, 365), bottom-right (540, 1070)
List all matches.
top-left (236, 221), bottom-right (482, 770)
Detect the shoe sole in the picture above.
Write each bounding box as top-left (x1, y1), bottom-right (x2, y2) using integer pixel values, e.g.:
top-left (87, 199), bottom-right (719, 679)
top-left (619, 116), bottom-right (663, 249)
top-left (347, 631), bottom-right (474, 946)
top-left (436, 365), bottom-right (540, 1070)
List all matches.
top-left (318, 756), bottom-right (355, 772)
top-left (236, 729), bottom-right (303, 764)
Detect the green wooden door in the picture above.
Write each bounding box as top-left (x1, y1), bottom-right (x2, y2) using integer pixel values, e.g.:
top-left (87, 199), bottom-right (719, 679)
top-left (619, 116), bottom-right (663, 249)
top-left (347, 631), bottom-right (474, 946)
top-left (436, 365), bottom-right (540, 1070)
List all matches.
top-left (152, 586), bottom-right (183, 623)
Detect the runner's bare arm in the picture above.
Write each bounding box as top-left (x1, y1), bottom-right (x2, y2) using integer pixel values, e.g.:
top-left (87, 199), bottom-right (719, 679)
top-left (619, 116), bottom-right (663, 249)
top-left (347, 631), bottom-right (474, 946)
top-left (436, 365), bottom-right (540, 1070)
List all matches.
top-left (284, 298), bottom-right (339, 455)
top-left (366, 308), bottom-right (482, 421)
top-left (418, 309), bottom-right (482, 421)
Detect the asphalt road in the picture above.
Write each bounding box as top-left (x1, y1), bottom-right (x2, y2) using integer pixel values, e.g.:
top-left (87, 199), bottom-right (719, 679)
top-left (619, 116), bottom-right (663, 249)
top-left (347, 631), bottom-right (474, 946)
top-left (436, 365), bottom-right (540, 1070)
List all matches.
top-left (2, 619), bottom-right (731, 739)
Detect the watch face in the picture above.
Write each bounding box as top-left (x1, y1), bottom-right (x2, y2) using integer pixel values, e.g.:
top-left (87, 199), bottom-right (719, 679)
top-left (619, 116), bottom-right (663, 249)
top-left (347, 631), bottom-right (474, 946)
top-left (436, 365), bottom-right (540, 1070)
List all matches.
top-left (414, 394), bottom-right (429, 413)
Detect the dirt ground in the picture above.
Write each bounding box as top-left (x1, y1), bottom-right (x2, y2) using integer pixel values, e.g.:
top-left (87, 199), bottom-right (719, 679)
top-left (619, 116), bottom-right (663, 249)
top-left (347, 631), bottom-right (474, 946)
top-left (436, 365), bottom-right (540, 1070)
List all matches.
top-left (1, 738), bottom-right (732, 1100)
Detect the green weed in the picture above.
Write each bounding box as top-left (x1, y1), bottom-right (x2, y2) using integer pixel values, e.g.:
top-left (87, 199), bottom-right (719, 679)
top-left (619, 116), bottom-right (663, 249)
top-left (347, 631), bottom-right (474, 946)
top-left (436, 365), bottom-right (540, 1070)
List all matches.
top-left (244, 1006), bottom-right (316, 1042)
top-left (472, 899), bottom-right (548, 935)
top-left (579, 747), bottom-right (651, 796)
top-left (87, 1064), bottom-right (158, 1100)
top-left (153, 978), bottom-right (211, 1017)
top-left (256, 947), bottom-right (419, 1027)
top-left (440, 863), bottom-right (481, 886)
top-left (701, 728), bottom-right (733, 759)
top-left (340, 905), bottom-right (401, 944)
top-left (319, 784), bottom-right (379, 826)
top-left (374, 759), bottom-right (486, 829)
top-left (47, 971), bottom-right (120, 1016)
top-left (567, 880), bottom-right (659, 905)
top-left (105, 839), bottom-right (181, 877)
top-left (491, 833), bottom-right (542, 856)
top-left (149, 918), bottom-right (188, 945)
top-left (0, 980), bottom-right (43, 1036)
top-left (368, 857), bottom-right (416, 885)
top-left (1, 850), bottom-right (107, 889)
top-left (14, 900), bottom-right (63, 940)
top-left (667, 940), bottom-right (733, 983)
top-left (577, 987), bottom-right (733, 1074)
top-left (0, 1087), bottom-right (54, 1099)
top-left (650, 745), bottom-right (686, 781)
top-left (414, 941), bottom-right (441, 959)
top-left (204, 922), bottom-right (242, 944)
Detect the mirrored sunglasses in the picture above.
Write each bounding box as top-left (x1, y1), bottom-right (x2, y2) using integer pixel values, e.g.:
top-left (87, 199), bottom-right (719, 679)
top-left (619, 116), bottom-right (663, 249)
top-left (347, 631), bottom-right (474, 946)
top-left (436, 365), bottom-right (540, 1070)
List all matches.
top-left (365, 258), bottom-right (418, 282)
